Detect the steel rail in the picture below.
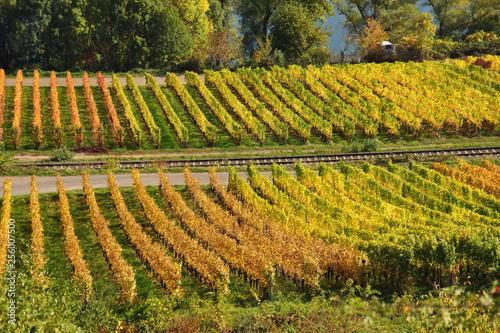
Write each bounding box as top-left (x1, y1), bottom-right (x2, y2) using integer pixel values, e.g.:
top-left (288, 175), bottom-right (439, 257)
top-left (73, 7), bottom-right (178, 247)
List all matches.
top-left (12, 146), bottom-right (500, 170)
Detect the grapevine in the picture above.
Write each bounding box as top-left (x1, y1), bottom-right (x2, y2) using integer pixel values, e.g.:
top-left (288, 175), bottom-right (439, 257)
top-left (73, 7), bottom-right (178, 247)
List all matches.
top-left (97, 72), bottom-right (124, 147)
top-left (33, 70), bottom-right (43, 148)
top-left (83, 72), bottom-right (104, 147)
top-left (50, 71), bottom-right (64, 147)
top-left (66, 71), bottom-right (84, 148)
top-left (56, 174), bottom-right (93, 300)
top-left (0, 178), bottom-right (11, 278)
top-left (132, 169), bottom-right (230, 293)
top-left (107, 171), bottom-right (182, 296)
top-left (30, 175), bottom-right (48, 286)
top-left (145, 73), bottom-right (188, 146)
top-left (126, 74), bottom-right (161, 147)
top-left (81, 172), bottom-right (137, 302)
top-left (12, 70), bottom-right (22, 149)
top-left (166, 73), bottom-right (217, 146)
top-left (113, 74), bottom-right (141, 147)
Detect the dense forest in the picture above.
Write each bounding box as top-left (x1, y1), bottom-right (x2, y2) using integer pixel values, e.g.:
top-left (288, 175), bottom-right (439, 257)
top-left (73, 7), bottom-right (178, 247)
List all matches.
top-left (0, 0), bottom-right (499, 71)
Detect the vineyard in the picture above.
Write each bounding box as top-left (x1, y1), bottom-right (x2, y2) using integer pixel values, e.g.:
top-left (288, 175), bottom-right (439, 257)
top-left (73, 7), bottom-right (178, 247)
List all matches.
top-left (0, 61), bottom-right (499, 152)
top-left (0, 158), bottom-right (499, 329)
top-left (2, 58), bottom-right (500, 330)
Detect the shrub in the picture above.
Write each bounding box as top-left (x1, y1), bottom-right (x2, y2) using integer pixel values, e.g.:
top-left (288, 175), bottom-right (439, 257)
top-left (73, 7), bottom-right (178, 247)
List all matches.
top-left (363, 138), bottom-right (378, 152)
top-left (49, 148), bottom-right (74, 162)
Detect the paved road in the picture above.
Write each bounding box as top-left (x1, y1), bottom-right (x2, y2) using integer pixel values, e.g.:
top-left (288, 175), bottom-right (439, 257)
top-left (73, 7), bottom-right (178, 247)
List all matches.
top-left (4, 73), bottom-right (205, 86)
top-left (0, 171), bottom-right (282, 197)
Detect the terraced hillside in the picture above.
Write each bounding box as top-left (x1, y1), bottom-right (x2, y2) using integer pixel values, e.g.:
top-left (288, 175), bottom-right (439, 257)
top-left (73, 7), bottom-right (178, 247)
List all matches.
top-left (1, 157), bottom-right (500, 330)
top-left (1, 62), bottom-right (499, 152)
top-left (1, 159), bottom-right (499, 299)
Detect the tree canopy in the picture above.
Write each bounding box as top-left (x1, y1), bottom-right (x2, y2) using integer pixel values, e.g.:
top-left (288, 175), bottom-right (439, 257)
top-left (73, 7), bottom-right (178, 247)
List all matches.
top-left (0, 0), bottom-right (499, 70)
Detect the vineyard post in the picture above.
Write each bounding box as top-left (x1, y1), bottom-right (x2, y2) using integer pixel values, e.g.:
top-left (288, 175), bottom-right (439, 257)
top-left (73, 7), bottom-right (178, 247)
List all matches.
top-left (157, 128), bottom-right (161, 149)
top-left (361, 259), bottom-right (366, 288)
top-left (137, 130), bottom-right (141, 149)
top-left (84, 283), bottom-right (88, 310)
top-left (269, 275), bottom-right (273, 300)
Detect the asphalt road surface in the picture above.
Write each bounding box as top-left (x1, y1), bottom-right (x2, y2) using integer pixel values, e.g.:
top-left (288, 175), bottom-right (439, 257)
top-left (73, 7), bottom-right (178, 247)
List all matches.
top-left (0, 171), bottom-right (279, 197)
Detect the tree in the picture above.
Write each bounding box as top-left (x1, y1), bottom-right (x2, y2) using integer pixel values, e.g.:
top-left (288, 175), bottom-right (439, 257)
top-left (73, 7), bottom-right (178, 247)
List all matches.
top-left (41, 0), bottom-right (89, 70)
top-left (334, 0), bottom-right (419, 50)
top-left (356, 17), bottom-right (389, 61)
top-left (170, 0), bottom-right (212, 56)
top-left (86, 0), bottom-right (192, 71)
top-left (270, 1), bottom-right (331, 64)
top-left (423, 0), bottom-right (469, 39)
top-left (378, 3), bottom-right (421, 43)
top-left (0, 0), bottom-right (52, 69)
top-left (398, 12), bottom-right (436, 60)
top-left (237, 0), bottom-right (333, 55)
top-left (205, 0), bottom-right (243, 68)
top-left (334, 0), bottom-right (405, 36)
top-left (207, 0), bottom-right (226, 32)
top-left (148, 3), bottom-right (193, 70)
top-left (466, 0), bottom-right (500, 36)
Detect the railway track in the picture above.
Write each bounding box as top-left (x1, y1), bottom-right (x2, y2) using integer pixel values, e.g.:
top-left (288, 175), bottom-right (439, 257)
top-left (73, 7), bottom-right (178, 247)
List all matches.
top-left (12, 146), bottom-right (500, 170)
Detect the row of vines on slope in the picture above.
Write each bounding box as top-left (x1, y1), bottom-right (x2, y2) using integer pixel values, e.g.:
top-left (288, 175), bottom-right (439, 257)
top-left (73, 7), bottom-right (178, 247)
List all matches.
top-left (1, 63), bottom-right (499, 150)
top-left (33, 70), bottom-right (43, 148)
top-left (56, 174), bottom-right (93, 300)
top-left (81, 172), bottom-right (137, 302)
top-left (2, 158), bottom-right (500, 298)
top-left (107, 171), bottom-right (182, 297)
top-left (50, 71), bottom-right (63, 147)
top-left (132, 169), bottom-right (230, 294)
top-left (83, 72), bottom-right (104, 147)
top-left (97, 72), bottom-right (124, 147)
top-left (66, 71), bottom-right (84, 148)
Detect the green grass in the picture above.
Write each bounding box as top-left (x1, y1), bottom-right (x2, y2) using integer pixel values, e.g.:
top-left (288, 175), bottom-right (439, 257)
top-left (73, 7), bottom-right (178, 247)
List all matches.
top-left (90, 86), bottom-right (119, 149)
top-left (20, 86), bottom-right (35, 149)
top-left (185, 85), bottom-right (237, 149)
top-left (161, 86), bottom-right (207, 149)
top-left (39, 86), bottom-right (57, 149)
top-left (38, 192), bottom-right (74, 280)
top-left (74, 86), bottom-right (98, 147)
top-left (2, 87), bottom-right (14, 147)
top-left (58, 86), bottom-right (77, 148)
top-left (137, 86), bottom-right (177, 150)
top-left (120, 88), bottom-right (155, 150)
top-left (67, 190), bottom-right (119, 293)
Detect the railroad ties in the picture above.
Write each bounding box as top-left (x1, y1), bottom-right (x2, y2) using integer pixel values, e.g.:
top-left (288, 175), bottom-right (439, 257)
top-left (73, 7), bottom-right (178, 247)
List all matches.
top-left (13, 146), bottom-right (500, 170)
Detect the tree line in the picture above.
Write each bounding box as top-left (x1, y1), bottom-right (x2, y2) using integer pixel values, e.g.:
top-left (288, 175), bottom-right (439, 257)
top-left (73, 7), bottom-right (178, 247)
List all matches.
top-left (0, 0), bottom-right (499, 72)
top-left (338, 0), bottom-right (500, 62)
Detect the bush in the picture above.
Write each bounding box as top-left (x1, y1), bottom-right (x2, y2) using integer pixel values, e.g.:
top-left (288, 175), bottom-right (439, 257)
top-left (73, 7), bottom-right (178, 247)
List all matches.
top-left (49, 148), bottom-right (74, 162)
top-left (435, 39), bottom-right (500, 59)
top-left (363, 139), bottom-right (378, 152)
top-left (350, 141), bottom-right (362, 153)
top-left (342, 139), bottom-right (378, 153)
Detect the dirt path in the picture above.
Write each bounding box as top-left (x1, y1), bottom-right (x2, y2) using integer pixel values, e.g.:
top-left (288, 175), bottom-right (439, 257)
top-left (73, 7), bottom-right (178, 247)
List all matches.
top-left (4, 73), bottom-right (205, 86)
top-left (0, 170), bottom-right (286, 197)
top-left (11, 148), bottom-right (299, 162)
